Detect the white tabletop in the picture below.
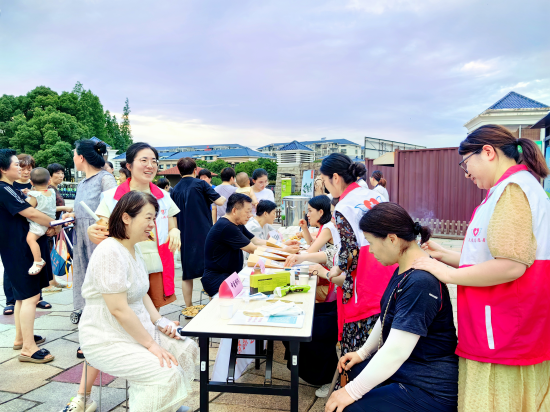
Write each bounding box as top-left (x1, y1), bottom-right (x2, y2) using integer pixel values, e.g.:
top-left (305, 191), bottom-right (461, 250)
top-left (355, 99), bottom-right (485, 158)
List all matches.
top-left (180, 267), bottom-right (317, 342)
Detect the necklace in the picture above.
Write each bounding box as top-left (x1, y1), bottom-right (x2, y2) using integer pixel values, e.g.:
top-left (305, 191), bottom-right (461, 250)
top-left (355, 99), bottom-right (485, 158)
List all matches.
top-left (378, 267), bottom-right (416, 351)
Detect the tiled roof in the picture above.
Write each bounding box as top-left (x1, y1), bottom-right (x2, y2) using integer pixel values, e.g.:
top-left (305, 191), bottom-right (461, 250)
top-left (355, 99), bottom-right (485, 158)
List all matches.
top-left (488, 91), bottom-right (549, 110)
top-left (166, 148), bottom-right (274, 160)
top-left (113, 153), bottom-right (126, 160)
top-left (90, 136), bottom-right (112, 149)
top-left (318, 155), bottom-right (364, 162)
top-left (157, 166), bottom-right (218, 176)
top-left (277, 140), bottom-right (313, 151)
top-left (155, 144), bottom-right (246, 151)
top-left (257, 138), bottom-right (360, 150)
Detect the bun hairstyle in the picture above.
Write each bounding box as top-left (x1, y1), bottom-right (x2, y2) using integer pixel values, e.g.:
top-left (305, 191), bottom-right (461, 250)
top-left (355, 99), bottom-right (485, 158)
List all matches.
top-left (371, 170), bottom-right (387, 188)
top-left (359, 202), bottom-right (432, 248)
top-left (75, 139), bottom-right (107, 169)
top-left (320, 153), bottom-right (366, 184)
top-left (459, 124), bottom-right (549, 179)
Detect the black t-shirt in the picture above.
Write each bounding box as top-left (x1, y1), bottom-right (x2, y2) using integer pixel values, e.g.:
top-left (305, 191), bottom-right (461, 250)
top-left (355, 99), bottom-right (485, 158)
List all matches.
top-left (204, 217), bottom-right (254, 278)
top-left (0, 181), bottom-right (32, 255)
top-left (13, 180), bottom-right (32, 195)
top-left (379, 268), bottom-right (458, 405)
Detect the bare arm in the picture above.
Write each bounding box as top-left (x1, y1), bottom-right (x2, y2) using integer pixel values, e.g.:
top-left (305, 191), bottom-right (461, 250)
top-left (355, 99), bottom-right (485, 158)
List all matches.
top-left (167, 216), bottom-right (180, 253)
top-left (249, 190), bottom-right (259, 206)
top-left (307, 228), bottom-right (332, 253)
top-left (87, 215), bottom-right (109, 245)
top-left (299, 219), bottom-right (313, 245)
top-left (212, 205), bottom-right (218, 224)
top-left (214, 196), bottom-right (226, 206)
top-left (421, 240), bottom-right (461, 268)
top-left (142, 293), bottom-right (162, 324)
top-left (26, 196), bottom-right (37, 207)
top-left (18, 207), bottom-right (52, 227)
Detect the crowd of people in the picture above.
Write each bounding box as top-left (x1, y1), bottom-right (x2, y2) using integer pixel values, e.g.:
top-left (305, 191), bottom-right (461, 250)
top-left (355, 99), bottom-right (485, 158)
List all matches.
top-left (0, 123), bottom-right (549, 412)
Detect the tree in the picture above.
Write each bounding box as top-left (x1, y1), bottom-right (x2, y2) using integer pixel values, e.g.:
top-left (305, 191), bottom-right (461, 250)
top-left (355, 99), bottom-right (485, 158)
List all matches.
top-left (235, 158), bottom-right (278, 183)
top-left (120, 98), bottom-right (133, 151)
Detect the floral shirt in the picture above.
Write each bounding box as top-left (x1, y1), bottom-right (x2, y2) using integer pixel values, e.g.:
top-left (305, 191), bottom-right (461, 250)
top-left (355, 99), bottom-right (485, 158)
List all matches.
top-left (335, 210), bottom-right (359, 304)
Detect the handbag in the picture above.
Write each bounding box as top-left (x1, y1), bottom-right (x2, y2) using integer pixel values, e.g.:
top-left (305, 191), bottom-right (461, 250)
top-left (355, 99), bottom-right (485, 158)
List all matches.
top-left (50, 232), bottom-right (67, 277)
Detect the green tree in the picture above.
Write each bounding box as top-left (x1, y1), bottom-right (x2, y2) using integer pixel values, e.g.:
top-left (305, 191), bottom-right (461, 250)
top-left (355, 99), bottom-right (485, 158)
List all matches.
top-left (120, 98), bottom-right (133, 151)
top-left (235, 158), bottom-right (277, 182)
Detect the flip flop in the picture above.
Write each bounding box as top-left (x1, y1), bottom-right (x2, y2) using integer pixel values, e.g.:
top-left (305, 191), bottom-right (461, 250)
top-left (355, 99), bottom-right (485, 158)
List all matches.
top-left (36, 301), bottom-right (52, 310)
top-left (18, 348), bottom-right (54, 364)
top-left (3, 305), bottom-right (14, 315)
top-left (13, 335), bottom-right (46, 350)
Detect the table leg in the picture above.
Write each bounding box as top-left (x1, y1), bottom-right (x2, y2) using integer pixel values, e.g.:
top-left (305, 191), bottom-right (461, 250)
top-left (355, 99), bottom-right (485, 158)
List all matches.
top-left (199, 336), bottom-right (210, 412)
top-left (289, 340), bottom-right (300, 412)
top-left (255, 339), bottom-right (262, 369)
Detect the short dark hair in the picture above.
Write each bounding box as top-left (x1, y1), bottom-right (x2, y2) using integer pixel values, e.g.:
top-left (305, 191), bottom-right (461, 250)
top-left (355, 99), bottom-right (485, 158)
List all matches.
top-left (119, 168), bottom-right (131, 178)
top-left (252, 168), bottom-right (268, 180)
top-left (0, 149), bottom-right (17, 177)
top-left (30, 167), bottom-right (51, 186)
top-left (256, 200), bottom-right (277, 216)
top-left (177, 157), bottom-right (196, 176)
top-left (308, 195), bottom-right (332, 225)
top-left (320, 153), bottom-right (366, 184)
top-left (156, 177), bottom-right (170, 190)
top-left (106, 161), bottom-right (114, 169)
top-left (359, 202), bottom-right (432, 248)
top-left (47, 163), bottom-right (65, 176)
top-left (17, 154), bottom-right (36, 169)
top-left (125, 142), bottom-right (159, 170)
top-left (220, 167), bottom-right (236, 182)
top-left (109, 191), bottom-right (159, 240)
top-left (120, 160), bottom-right (127, 169)
top-left (75, 139), bottom-right (107, 169)
top-left (226, 193), bottom-right (252, 214)
top-left (198, 168), bottom-right (212, 179)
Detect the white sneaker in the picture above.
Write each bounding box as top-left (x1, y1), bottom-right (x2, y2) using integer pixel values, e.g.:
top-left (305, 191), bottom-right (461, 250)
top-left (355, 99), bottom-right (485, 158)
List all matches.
top-left (315, 383), bottom-right (332, 398)
top-left (60, 397), bottom-right (97, 412)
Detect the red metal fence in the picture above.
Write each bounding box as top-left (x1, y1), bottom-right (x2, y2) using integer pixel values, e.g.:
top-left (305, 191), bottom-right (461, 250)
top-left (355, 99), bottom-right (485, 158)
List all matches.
top-left (365, 148), bottom-right (486, 223)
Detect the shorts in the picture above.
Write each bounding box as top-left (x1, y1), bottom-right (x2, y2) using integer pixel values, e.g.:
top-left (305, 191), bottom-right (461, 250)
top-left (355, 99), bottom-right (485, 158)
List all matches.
top-left (28, 221), bottom-right (48, 237)
top-left (147, 272), bottom-right (176, 308)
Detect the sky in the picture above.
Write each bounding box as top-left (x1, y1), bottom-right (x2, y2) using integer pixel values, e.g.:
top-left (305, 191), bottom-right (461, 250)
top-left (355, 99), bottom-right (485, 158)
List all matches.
top-left (0, 0), bottom-right (548, 150)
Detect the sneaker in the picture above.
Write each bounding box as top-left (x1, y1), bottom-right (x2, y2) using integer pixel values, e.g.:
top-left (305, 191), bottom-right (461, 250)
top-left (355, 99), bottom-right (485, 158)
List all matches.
top-left (315, 383), bottom-right (332, 398)
top-left (60, 397), bottom-right (97, 412)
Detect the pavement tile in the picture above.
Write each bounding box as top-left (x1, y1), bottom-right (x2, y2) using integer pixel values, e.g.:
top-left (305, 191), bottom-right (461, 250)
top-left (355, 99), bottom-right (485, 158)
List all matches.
top-left (0, 348), bottom-right (19, 363)
top-left (0, 311), bottom-right (50, 325)
top-left (0, 390), bottom-right (20, 404)
top-left (183, 380), bottom-right (222, 412)
top-left (63, 332), bottom-right (79, 343)
top-left (206, 405), bottom-right (280, 412)
top-left (37, 338), bottom-right (84, 369)
top-left (160, 304), bottom-right (184, 316)
top-left (247, 360), bottom-right (317, 387)
top-left (0, 323), bottom-right (15, 333)
top-left (23, 381), bottom-right (126, 412)
top-left (213, 373), bottom-right (317, 411)
top-left (52, 362), bottom-right (117, 386)
top-left (33, 314), bottom-right (78, 331)
top-left (273, 341), bottom-right (286, 364)
top-left (0, 398), bottom-right (39, 411)
top-left (0, 328), bottom-right (72, 349)
top-left (39, 290), bottom-right (74, 305)
top-left (0, 357), bottom-right (62, 393)
top-left (308, 397), bottom-right (328, 412)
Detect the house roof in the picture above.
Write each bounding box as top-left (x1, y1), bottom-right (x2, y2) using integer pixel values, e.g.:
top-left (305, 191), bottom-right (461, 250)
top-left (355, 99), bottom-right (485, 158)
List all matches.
top-left (531, 111), bottom-right (550, 129)
top-left (277, 140), bottom-right (313, 151)
top-left (113, 153), bottom-right (126, 160)
top-left (90, 136), bottom-right (112, 149)
top-left (257, 138), bottom-right (360, 150)
top-left (488, 91), bottom-right (549, 110)
top-left (166, 148), bottom-right (274, 160)
top-left (318, 154), bottom-right (364, 162)
top-left (157, 166), bottom-right (218, 176)
top-left (155, 144), bottom-right (246, 151)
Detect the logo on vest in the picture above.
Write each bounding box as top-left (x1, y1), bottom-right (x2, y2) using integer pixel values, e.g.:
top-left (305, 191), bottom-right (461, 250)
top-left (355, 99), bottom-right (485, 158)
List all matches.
top-left (473, 228), bottom-right (479, 237)
top-left (354, 198), bottom-right (381, 213)
top-left (467, 227), bottom-right (485, 243)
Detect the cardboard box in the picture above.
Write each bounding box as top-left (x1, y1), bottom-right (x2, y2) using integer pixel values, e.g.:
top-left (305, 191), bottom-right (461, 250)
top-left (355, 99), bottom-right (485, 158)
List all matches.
top-left (247, 254), bottom-right (284, 269)
top-left (253, 250), bottom-right (286, 261)
top-left (250, 271), bottom-right (291, 294)
top-left (256, 247), bottom-right (292, 258)
top-left (266, 237), bottom-right (283, 248)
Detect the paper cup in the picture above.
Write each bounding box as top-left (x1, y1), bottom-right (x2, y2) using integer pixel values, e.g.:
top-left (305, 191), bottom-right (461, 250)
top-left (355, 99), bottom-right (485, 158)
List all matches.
top-left (219, 300), bottom-right (234, 320)
top-left (299, 266), bottom-right (309, 275)
top-left (299, 274), bottom-right (309, 286)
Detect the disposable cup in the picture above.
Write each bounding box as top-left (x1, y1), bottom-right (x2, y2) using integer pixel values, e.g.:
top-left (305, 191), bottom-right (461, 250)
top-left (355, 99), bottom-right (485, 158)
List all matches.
top-left (219, 300), bottom-right (234, 320)
top-left (299, 274), bottom-right (309, 286)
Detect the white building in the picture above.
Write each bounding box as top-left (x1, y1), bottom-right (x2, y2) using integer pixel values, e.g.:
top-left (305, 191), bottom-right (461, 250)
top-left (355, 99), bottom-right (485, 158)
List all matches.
top-left (274, 141), bottom-right (315, 165)
top-left (258, 138), bottom-right (362, 159)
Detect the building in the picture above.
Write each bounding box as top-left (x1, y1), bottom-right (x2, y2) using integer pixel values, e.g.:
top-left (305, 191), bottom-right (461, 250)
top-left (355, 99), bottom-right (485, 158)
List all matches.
top-left (363, 137), bottom-right (425, 160)
top-left (257, 138), bottom-right (363, 158)
top-left (274, 141), bottom-right (315, 165)
top-left (155, 143), bottom-right (246, 154)
top-left (464, 91), bottom-right (549, 141)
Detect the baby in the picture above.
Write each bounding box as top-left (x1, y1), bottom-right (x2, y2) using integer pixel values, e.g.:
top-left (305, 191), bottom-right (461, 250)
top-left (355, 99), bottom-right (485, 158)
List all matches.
top-left (26, 168), bottom-right (57, 275)
top-left (235, 172), bottom-right (258, 205)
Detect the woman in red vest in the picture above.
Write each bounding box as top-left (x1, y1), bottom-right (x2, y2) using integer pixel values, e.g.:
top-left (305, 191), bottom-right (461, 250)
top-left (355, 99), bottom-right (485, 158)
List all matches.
top-left (414, 125), bottom-right (550, 412)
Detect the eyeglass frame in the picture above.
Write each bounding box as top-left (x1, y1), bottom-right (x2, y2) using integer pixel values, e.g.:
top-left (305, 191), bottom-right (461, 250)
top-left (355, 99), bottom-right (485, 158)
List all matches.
top-left (458, 149), bottom-right (481, 175)
top-left (138, 157), bottom-right (159, 167)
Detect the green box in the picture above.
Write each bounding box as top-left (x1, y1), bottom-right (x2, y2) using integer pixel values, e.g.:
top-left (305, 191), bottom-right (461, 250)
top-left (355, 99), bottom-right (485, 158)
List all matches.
top-left (250, 271), bottom-right (290, 294)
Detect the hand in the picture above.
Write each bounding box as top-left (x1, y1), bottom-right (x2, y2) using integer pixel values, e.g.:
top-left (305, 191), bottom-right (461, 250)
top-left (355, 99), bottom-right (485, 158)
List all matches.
top-left (283, 244), bottom-right (300, 254)
top-left (284, 254), bottom-right (303, 268)
top-left (284, 239), bottom-right (300, 246)
top-left (147, 341), bottom-right (178, 368)
top-left (45, 227), bottom-right (57, 237)
top-left (159, 320), bottom-right (181, 340)
top-left (325, 388), bottom-right (355, 412)
top-left (295, 232), bottom-right (304, 239)
top-left (309, 263), bottom-right (328, 278)
top-left (87, 223), bottom-right (109, 244)
top-left (21, 188), bottom-right (30, 195)
top-left (338, 351), bottom-right (362, 373)
top-left (420, 240), bottom-right (447, 261)
top-left (62, 205), bottom-right (74, 213)
top-left (168, 228), bottom-right (181, 254)
top-left (412, 256), bottom-right (453, 283)
top-left (61, 212), bottom-right (75, 220)
top-left (298, 219), bottom-right (308, 230)
top-left (327, 266), bottom-right (342, 280)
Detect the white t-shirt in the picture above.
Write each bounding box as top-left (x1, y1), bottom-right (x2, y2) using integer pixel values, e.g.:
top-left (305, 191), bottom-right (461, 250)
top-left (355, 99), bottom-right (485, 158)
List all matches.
top-left (252, 187), bottom-right (275, 214)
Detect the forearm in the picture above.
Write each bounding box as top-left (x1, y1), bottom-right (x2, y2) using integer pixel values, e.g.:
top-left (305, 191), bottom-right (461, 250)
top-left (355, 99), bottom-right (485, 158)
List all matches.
top-left (111, 306), bottom-right (155, 348)
top-left (300, 252), bottom-right (328, 264)
top-left (143, 294), bottom-right (162, 324)
top-left (444, 258), bottom-right (526, 287)
top-left (251, 237), bottom-right (267, 246)
top-left (302, 228), bottom-right (313, 245)
top-left (345, 330), bottom-right (419, 401)
top-left (168, 216), bottom-right (177, 231)
top-left (212, 206), bottom-right (217, 223)
top-left (356, 320), bottom-right (381, 361)
top-left (439, 249), bottom-right (461, 268)
top-left (19, 208), bottom-right (52, 227)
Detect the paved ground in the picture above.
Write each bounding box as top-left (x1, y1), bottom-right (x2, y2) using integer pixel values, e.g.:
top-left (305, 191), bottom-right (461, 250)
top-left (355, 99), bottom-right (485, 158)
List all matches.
top-left (0, 237), bottom-right (463, 412)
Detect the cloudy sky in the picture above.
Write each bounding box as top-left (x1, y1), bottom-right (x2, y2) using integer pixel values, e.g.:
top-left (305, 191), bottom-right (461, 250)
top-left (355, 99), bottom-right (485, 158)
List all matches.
top-left (1, 0), bottom-right (548, 149)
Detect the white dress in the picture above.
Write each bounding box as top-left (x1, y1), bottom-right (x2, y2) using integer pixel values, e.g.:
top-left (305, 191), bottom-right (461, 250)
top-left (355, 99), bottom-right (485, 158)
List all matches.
top-left (79, 238), bottom-right (198, 412)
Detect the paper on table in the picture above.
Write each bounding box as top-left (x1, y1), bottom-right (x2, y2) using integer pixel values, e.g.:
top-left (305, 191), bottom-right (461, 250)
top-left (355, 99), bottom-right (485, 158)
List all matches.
top-left (229, 310), bottom-right (305, 329)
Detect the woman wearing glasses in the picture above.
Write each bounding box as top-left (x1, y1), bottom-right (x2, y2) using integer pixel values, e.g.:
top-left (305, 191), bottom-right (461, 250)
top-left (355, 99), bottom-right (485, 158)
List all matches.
top-left (414, 125), bottom-right (550, 412)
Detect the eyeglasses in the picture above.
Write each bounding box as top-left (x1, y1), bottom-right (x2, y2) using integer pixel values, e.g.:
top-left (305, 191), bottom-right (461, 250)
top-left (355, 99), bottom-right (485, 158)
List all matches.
top-left (458, 149), bottom-right (481, 175)
top-left (139, 158), bottom-right (158, 167)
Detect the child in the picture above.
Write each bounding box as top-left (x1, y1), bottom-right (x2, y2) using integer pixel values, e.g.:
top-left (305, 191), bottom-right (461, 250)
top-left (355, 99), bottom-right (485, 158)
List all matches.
top-left (235, 172), bottom-right (258, 206)
top-left (26, 168), bottom-right (57, 275)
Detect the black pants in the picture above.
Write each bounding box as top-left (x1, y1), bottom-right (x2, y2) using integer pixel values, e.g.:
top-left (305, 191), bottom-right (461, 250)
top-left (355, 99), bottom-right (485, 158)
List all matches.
top-left (343, 359), bottom-right (457, 412)
top-left (283, 301), bottom-right (338, 385)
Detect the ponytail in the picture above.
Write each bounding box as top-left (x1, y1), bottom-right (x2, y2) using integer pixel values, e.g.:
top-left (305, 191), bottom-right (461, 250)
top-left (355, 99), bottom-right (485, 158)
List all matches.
top-left (320, 153), bottom-right (365, 184)
top-left (459, 125), bottom-right (549, 179)
top-left (378, 177), bottom-right (387, 188)
top-left (371, 170), bottom-right (387, 187)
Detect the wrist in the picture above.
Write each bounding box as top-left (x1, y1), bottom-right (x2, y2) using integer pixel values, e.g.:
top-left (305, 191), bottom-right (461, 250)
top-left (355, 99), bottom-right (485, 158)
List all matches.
top-left (144, 338), bottom-right (155, 349)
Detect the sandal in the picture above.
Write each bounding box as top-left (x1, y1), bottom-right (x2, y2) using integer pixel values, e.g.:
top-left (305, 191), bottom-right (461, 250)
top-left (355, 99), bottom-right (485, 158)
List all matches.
top-left (29, 259), bottom-right (46, 275)
top-left (42, 286), bottom-right (62, 294)
top-left (36, 301), bottom-right (52, 310)
top-left (18, 348), bottom-right (54, 364)
top-left (76, 347), bottom-right (85, 359)
top-left (61, 397), bottom-right (97, 412)
top-left (13, 335), bottom-right (46, 350)
top-left (3, 305), bottom-right (14, 315)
